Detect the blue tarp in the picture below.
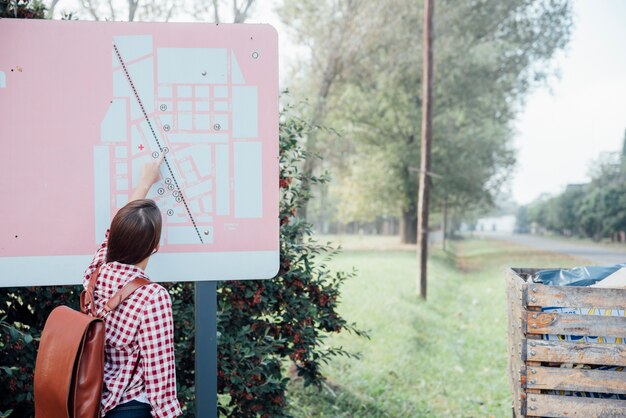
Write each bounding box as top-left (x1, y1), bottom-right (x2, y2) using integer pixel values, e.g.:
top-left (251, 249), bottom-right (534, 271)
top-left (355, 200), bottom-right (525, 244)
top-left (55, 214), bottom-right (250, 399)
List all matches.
top-left (532, 264), bottom-right (626, 287)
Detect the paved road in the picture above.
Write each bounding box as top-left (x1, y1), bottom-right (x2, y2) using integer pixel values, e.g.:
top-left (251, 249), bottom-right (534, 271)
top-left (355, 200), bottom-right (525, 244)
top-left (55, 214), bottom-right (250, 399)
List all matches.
top-left (476, 232), bottom-right (626, 265)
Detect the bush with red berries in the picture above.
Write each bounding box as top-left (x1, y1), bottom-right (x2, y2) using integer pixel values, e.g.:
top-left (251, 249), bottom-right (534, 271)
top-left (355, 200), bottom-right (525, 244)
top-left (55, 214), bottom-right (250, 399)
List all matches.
top-left (0, 0), bottom-right (46, 18)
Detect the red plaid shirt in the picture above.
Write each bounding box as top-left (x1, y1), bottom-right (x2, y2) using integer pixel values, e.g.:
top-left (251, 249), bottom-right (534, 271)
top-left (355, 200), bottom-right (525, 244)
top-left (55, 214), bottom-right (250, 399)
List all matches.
top-left (83, 231), bottom-right (182, 418)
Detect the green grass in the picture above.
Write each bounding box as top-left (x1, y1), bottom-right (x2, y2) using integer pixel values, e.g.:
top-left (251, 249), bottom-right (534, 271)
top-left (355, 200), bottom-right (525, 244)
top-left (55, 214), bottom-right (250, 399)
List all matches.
top-left (287, 236), bottom-right (585, 417)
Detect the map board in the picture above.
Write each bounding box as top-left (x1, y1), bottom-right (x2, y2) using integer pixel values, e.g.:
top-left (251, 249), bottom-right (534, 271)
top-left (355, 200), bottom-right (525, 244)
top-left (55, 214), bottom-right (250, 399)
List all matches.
top-left (0, 19), bottom-right (279, 286)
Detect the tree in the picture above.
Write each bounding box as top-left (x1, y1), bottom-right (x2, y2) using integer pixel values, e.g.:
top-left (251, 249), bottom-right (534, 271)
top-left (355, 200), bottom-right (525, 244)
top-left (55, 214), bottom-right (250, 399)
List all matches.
top-left (190, 0), bottom-right (255, 24)
top-left (577, 187), bottom-right (605, 240)
top-left (526, 148), bottom-right (626, 240)
top-left (278, 0), bottom-right (388, 222)
top-left (553, 186), bottom-right (585, 235)
top-left (43, 0), bottom-right (255, 22)
top-left (282, 0), bottom-right (572, 243)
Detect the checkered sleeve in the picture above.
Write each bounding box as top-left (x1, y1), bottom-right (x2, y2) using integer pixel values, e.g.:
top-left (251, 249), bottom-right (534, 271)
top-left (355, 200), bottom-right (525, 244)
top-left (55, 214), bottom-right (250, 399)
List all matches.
top-left (83, 229), bottom-right (109, 286)
top-left (138, 287), bottom-right (182, 418)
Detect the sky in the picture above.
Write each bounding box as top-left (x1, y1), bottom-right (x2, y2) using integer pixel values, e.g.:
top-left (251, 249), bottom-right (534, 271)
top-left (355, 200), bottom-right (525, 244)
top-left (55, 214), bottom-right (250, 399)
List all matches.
top-left (511, 0), bottom-right (626, 204)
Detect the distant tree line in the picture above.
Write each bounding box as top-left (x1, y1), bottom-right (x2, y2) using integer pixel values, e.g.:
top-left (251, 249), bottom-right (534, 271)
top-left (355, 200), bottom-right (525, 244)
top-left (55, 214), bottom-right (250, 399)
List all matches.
top-left (518, 131), bottom-right (626, 241)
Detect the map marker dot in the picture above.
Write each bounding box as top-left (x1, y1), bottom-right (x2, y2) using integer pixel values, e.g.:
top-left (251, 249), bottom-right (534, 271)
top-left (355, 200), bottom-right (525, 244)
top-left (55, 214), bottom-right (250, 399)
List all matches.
top-left (252, 51), bottom-right (259, 59)
top-left (204, 230), bottom-right (209, 235)
top-left (152, 151), bottom-right (159, 158)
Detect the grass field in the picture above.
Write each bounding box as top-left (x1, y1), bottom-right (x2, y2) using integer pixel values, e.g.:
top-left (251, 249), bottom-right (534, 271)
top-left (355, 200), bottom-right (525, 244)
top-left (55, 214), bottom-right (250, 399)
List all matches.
top-left (287, 236), bottom-right (585, 417)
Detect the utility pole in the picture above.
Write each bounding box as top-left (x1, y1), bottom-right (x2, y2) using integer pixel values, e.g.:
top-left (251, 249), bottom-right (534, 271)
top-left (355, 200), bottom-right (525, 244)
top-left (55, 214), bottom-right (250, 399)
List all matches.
top-left (417, 0), bottom-right (434, 299)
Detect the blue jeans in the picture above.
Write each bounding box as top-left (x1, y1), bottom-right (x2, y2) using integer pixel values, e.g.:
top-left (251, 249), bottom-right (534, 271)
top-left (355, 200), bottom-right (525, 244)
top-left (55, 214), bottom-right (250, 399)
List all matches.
top-left (104, 400), bottom-right (152, 418)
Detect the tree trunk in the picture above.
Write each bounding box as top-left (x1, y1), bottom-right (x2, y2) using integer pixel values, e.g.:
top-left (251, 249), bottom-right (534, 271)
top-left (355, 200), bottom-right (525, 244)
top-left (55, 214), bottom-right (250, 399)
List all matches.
top-left (128, 0), bottom-right (138, 21)
top-left (400, 204), bottom-right (417, 244)
top-left (212, 0), bottom-right (220, 23)
top-left (234, 0), bottom-right (255, 23)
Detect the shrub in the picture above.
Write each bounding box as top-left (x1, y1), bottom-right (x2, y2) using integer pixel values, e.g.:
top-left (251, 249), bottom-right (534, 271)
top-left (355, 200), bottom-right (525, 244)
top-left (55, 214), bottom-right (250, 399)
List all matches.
top-left (0, 0), bottom-right (46, 18)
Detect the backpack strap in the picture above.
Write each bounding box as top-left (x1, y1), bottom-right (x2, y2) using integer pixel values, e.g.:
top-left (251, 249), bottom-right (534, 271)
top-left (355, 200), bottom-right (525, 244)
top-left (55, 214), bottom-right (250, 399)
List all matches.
top-left (98, 277), bottom-right (151, 319)
top-left (80, 265), bottom-right (101, 316)
top-left (80, 265), bottom-right (151, 318)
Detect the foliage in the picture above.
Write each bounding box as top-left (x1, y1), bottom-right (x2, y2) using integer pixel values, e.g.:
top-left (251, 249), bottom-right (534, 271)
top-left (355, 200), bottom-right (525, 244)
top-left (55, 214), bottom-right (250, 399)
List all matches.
top-left (0, 287), bottom-right (80, 417)
top-left (45, 0), bottom-right (256, 24)
top-left (331, 149), bottom-right (399, 223)
top-left (0, 0), bottom-right (46, 18)
top-left (524, 148), bottom-right (626, 240)
top-left (279, 0), bottom-right (572, 241)
top-left (530, 185), bottom-right (586, 236)
top-left (0, 110), bottom-right (363, 417)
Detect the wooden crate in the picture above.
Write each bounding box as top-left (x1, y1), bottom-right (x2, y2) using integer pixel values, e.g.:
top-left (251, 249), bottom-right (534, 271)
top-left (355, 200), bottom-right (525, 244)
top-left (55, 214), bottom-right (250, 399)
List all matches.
top-left (506, 267), bottom-right (626, 417)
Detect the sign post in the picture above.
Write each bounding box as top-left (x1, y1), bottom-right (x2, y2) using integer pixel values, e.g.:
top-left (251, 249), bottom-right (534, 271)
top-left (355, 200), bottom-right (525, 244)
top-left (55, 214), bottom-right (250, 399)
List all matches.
top-left (195, 281), bottom-right (218, 417)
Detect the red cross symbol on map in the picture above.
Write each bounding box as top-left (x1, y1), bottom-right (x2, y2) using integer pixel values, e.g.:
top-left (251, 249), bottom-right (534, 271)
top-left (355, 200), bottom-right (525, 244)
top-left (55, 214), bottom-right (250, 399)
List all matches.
top-left (138, 144), bottom-right (144, 151)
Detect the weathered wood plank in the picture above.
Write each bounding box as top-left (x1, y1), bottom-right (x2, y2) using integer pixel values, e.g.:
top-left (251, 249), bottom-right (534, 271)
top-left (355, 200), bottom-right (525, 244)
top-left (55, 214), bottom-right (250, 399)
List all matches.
top-left (526, 307), bottom-right (543, 409)
top-left (526, 312), bottom-right (626, 337)
top-left (506, 269), bottom-right (527, 417)
top-left (527, 365), bottom-right (626, 394)
top-left (527, 283), bottom-right (626, 310)
top-left (526, 339), bottom-right (626, 366)
top-left (526, 393), bottom-right (626, 417)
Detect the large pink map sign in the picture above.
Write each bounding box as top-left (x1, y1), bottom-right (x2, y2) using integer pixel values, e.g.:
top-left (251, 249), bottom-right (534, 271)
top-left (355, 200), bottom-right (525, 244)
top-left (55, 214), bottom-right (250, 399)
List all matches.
top-left (0, 19), bottom-right (279, 286)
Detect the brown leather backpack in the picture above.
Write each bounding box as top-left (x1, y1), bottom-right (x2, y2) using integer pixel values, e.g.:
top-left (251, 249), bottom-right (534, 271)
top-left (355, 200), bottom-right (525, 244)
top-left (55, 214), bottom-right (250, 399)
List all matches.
top-left (34, 266), bottom-right (149, 418)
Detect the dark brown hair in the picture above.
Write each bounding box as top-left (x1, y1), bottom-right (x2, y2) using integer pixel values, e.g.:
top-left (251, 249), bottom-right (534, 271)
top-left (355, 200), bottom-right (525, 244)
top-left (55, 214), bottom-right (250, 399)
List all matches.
top-left (105, 199), bottom-right (162, 265)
